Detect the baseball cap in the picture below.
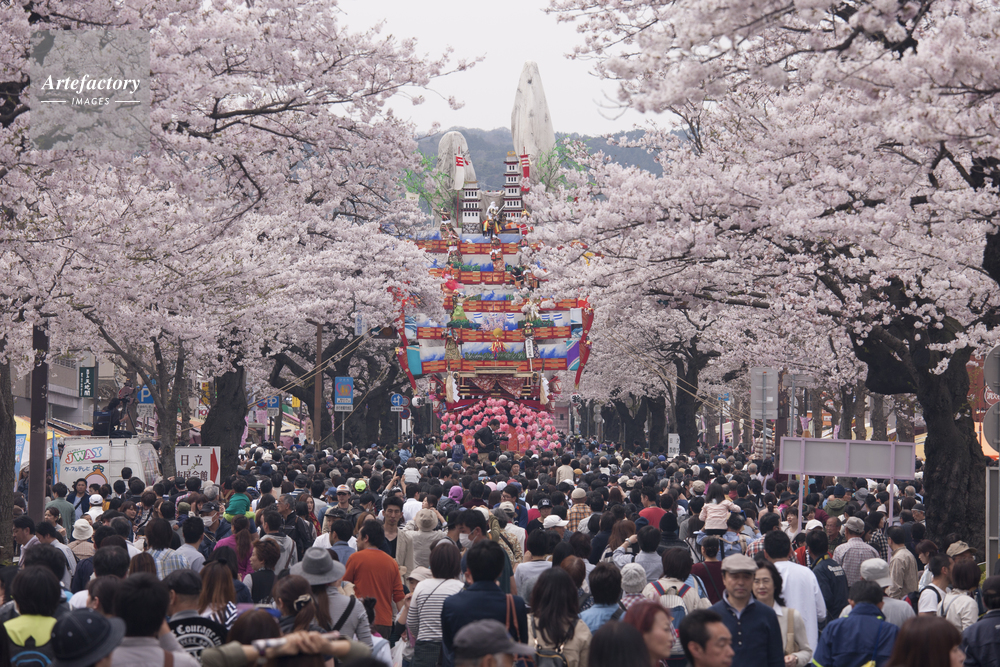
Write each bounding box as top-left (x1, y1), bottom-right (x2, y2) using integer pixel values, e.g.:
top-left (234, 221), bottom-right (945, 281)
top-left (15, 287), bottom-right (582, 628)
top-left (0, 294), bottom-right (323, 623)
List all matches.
top-left (833, 484), bottom-right (846, 497)
top-left (537, 498), bottom-right (552, 509)
top-left (542, 514), bottom-right (569, 529)
top-left (200, 501), bottom-right (219, 513)
top-left (354, 479), bottom-right (367, 492)
top-left (454, 620), bottom-right (534, 661)
top-left (335, 484), bottom-right (350, 494)
top-left (51, 609), bottom-right (125, 667)
top-left (844, 516), bottom-right (866, 534)
top-left (912, 503), bottom-right (925, 512)
top-left (89, 494), bottom-right (103, 506)
top-left (860, 558), bottom-right (892, 588)
top-left (499, 501), bottom-right (516, 515)
top-left (805, 519), bottom-right (824, 531)
top-left (720, 554), bottom-right (759, 573)
top-left (947, 541), bottom-right (974, 557)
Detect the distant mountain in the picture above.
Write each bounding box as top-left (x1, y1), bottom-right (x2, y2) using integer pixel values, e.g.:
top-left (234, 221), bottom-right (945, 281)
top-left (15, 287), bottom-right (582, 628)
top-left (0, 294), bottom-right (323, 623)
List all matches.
top-left (416, 127), bottom-right (663, 190)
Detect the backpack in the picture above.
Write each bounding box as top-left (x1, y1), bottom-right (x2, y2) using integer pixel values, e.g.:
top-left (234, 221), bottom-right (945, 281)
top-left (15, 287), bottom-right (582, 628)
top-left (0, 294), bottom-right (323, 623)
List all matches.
top-left (905, 585), bottom-right (941, 615)
top-left (650, 581), bottom-right (691, 665)
top-left (530, 617), bottom-right (569, 667)
top-left (452, 443), bottom-right (465, 462)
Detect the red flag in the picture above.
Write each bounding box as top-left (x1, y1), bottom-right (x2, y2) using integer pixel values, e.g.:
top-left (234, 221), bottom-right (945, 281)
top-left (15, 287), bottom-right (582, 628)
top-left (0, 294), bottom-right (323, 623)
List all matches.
top-left (520, 153), bottom-right (530, 179)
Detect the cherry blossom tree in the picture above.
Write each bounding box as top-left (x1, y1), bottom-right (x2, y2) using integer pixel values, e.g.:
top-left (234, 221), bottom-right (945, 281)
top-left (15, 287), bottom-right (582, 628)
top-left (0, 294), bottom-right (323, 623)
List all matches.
top-left (543, 0), bottom-right (1000, 546)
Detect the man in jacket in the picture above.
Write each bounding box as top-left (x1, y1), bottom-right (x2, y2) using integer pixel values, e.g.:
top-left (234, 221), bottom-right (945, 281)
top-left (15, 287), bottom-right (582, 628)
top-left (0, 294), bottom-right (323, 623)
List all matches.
top-left (811, 580), bottom-right (900, 667)
top-left (709, 554), bottom-right (783, 667)
top-left (277, 494), bottom-right (310, 560)
top-left (961, 575), bottom-right (1000, 667)
top-left (807, 529), bottom-right (849, 624)
top-left (259, 510), bottom-right (298, 571)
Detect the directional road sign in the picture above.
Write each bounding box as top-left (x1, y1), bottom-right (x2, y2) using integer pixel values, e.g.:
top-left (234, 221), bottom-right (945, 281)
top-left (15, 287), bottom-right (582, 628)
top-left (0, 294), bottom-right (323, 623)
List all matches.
top-left (390, 393), bottom-right (409, 412)
top-left (334, 377), bottom-right (353, 412)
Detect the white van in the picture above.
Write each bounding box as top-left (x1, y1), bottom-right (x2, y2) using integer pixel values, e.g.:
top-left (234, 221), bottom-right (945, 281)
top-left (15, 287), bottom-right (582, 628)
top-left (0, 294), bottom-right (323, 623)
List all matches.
top-left (58, 437), bottom-right (161, 489)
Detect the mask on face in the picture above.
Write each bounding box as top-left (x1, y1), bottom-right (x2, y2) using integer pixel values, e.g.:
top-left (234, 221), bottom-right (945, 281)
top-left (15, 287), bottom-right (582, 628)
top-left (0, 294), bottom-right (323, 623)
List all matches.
top-left (459, 533), bottom-right (473, 548)
top-left (202, 516), bottom-right (214, 528)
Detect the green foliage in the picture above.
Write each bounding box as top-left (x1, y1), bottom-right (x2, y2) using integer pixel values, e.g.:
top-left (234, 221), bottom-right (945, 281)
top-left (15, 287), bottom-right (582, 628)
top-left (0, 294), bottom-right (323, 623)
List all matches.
top-left (403, 151), bottom-right (457, 219)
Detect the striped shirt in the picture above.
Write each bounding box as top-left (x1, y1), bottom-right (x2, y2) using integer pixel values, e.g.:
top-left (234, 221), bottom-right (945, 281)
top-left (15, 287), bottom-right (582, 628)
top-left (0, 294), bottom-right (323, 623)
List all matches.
top-left (150, 548), bottom-right (190, 580)
top-left (407, 577), bottom-right (465, 642)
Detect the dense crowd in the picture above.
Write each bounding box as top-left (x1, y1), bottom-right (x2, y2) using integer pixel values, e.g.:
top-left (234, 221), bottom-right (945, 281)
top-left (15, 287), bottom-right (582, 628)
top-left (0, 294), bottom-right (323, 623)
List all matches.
top-left (1, 431), bottom-right (992, 667)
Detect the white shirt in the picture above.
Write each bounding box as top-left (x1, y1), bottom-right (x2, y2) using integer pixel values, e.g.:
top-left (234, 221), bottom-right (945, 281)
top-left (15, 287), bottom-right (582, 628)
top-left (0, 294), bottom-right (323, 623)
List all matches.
top-left (773, 560), bottom-right (826, 650)
top-left (918, 583), bottom-right (946, 614)
top-left (403, 498), bottom-right (423, 525)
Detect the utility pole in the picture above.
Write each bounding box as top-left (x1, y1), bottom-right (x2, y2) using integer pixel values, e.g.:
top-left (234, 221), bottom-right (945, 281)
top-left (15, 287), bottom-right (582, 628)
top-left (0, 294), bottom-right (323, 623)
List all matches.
top-left (28, 326), bottom-right (48, 523)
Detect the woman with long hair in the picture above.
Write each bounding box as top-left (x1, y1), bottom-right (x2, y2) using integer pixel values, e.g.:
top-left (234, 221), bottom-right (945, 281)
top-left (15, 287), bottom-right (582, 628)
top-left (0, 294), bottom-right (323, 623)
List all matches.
top-left (606, 520), bottom-right (636, 554)
top-left (623, 600), bottom-right (675, 667)
top-left (199, 560), bottom-right (239, 629)
top-left (255, 493), bottom-right (277, 527)
top-left (886, 615), bottom-right (964, 667)
top-left (304, 495), bottom-right (321, 535)
top-left (244, 539), bottom-right (281, 605)
top-left (753, 560), bottom-right (812, 666)
top-left (588, 621), bottom-right (651, 667)
top-left (528, 567), bottom-right (591, 667)
top-left (215, 515), bottom-right (254, 579)
top-left (273, 574), bottom-right (323, 634)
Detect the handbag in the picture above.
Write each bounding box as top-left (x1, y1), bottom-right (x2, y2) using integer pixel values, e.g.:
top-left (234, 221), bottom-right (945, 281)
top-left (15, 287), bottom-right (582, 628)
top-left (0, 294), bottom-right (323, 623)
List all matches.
top-left (506, 595), bottom-right (534, 667)
top-left (784, 607), bottom-right (799, 655)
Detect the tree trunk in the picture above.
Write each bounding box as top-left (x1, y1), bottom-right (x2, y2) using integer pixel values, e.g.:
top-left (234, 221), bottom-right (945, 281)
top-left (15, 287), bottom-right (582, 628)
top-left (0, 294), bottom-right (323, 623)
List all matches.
top-left (839, 386), bottom-right (856, 439)
top-left (871, 393), bottom-right (888, 441)
top-left (731, 396), bottom-right (742, 446)
top-left (812, 390), bottom-right (824, 438)
top-left (201, 363), bottom-right (247, 479)
top-left (894, 395), bottom-right (915, 442)
top-left (0, 351), bottom-right (15, 562)
top-left (704, 401), bottom-right (718, 446)
top-left (180, 374), bottom-right (192, 446)
top-left (154, 339), bottom-right (185, 479)
top-left (614, 397), bottom-right (648, 452)
top-left (601, 404), bottom-right (620, 443)
top-left (853, 382), bottom-right (868, 440)
top-left (648, 395), bottom-right (667, 453)
top-left (674, 364), bottom-right (702, 453)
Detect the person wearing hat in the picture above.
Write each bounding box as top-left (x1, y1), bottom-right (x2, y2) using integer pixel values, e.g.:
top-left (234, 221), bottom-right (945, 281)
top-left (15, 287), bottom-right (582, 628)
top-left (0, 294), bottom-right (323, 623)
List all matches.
top-left (451, 619), bottom-right (534, 667)
top-left (836, 558), bottom-right (915, 628)
top-left (832, 516), bottom-right (879, 587)
top-left (812, 580), bottom-right (900, 667)
top-left (542, 514), bottom-right (569, 540)
top-left (68, 519), bottom-right (96, 562)
top-left (707, 554), bottom-right (783, 667)
top-left (526, 497), bottom-right (552, 534)
top-left (50, 609), bottom-right (125, 667)
top-left (566, 488), bottom-right (591, 533)
top-left (620, 562), bottom-right (649, 611)
top-left (164, 569), bottom-right (227, 659)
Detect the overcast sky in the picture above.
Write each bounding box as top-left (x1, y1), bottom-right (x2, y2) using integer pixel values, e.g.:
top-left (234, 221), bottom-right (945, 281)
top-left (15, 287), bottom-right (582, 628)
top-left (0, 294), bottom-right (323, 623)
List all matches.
top-left (337, 0), bottom-right (656, 136)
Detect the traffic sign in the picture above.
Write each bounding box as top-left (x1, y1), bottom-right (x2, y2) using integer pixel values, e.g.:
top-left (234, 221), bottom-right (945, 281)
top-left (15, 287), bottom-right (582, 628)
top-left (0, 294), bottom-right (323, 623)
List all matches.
top-left (267, 395), bottom-right (280, 418)
top-left (137, 385), bottom-right (155, 420)
top-left (400, 408), bottom-right (411, 420)
top-left (391, 406), bottom-right (405, 412)
top-left (986, 346), bottom-right (1000, 395)
top-left (334, 377), bottom-right (353, 412)
top-left (985, 403), bottom-right (1000, 450)
top-left (390, 393), bottom-right (410, 408)
top-left (750, 367), bottom-right (779, 420)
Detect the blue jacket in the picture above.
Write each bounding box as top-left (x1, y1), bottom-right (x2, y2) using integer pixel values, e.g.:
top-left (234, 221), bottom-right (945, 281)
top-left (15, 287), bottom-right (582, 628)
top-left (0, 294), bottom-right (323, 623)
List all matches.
top-left (441, 581), bottom-right (527, 667)
top-left (811, 603), bottom-right (899, 667)
top-left (710, 596), bottom-right (783, 667)
top-left (961, 609), bottom-right (1000, 667)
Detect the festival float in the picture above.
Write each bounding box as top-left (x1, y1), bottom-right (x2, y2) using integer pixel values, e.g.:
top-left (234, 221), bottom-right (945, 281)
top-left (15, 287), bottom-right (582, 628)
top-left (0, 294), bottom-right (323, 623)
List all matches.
top-left (391, 68), bottom-right (595, 454)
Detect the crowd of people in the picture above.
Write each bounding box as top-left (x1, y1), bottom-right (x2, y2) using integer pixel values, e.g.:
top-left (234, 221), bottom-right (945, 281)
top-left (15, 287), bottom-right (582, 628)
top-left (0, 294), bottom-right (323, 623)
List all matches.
top-left (1, 433), bottom-right (994, 667)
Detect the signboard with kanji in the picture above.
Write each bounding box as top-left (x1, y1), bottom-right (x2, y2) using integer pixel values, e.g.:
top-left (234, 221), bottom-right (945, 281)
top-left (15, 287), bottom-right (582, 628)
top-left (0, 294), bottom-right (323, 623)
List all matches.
top-left (79, 367), bottom-right (95, 398)
top-left (175, 446), bottom-right (221, 485)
